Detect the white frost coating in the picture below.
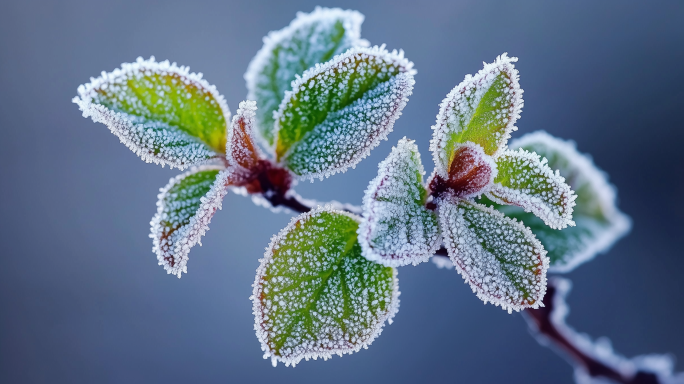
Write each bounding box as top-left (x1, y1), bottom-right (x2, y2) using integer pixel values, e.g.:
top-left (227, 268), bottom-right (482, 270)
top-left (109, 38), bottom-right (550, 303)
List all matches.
top-left (245, 7), bottom-right (369, 147)
top-left (358, 138), bottom-right (441, 267)
top-left (527, 278), bottom-right (684, 384)
top-left (150, 165), bottom-right (231, 278)
top-left (510, 131), bottom-right (631, 273)
top-left (439, 200), bottom-right (549, 313)
top-left (225, 100), bottom-right (263, 181)
top-left (73, 56), bottom-right (231, 170)
top-left (274, 45), bottom-right (416, 180)
top-left (431, 256), bottom-right (454, 269)
top-left (487, 148), bottom-right (577, 230)
top-left (251, 206), bottom-right (400, 367)
top-left (430, 53), bottom-right (523, 178)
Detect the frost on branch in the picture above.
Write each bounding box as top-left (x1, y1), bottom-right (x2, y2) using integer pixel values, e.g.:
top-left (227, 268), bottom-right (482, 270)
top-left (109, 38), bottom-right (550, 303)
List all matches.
top-left (428, 141), bottom-right (497, 200)
top-left (150, 166), bottom-right (231, 277)
top-left (526, 278), bottom-right (684, 384)
top-left (430, 53), bottom-right (523, 177)
top-left (245, 7), bottom-right (369, 146)
top-left (493, 131), bottom-right (631, 272)
top-left (358, 138), bottom-right (440, 267)
top-left (274, 45), bottom-right (416, 180)
top-left (439, 200), bottom-right (548, 313)
top-left (73, 57), bottom-right (231, 170)
top-left (487, 148), bottom-right (576, 230)
top-left (252, 208), bottom-right (399, 367)
top-left (225, 100), bottom-right (262, 183)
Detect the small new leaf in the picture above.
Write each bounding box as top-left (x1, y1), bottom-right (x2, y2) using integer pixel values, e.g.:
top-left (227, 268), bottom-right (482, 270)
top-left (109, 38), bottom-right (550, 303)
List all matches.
top-left (439, 200), bottom-right (548, 313)
top-left (495, 131), bottom-right (631, 272)
top-left (245, 7), bottom-right (368, 146)
top-left (225, 100), bottom-right (262, 183)
top-left (431, 53), bottom-right (523, 177)
top-left (274, 46), bottom-right (416, 179)
top-left (73, 57), bottom-right (230, 169)
top-left (358, 138), bottom-right (440, 267)
top-left (150, 166), bottom-right (231, 277)
top-left (252, 208), bottom-right (399, 367)
top-left (428, 142), bottom-right (497, 200)
top-left (487, 148), bottom-right (576, 230)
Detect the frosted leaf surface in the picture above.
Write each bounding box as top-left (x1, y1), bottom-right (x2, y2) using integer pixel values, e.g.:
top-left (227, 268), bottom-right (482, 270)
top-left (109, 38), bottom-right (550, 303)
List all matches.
top-left (439, 200), bottom-right (548, 312)
top-left (225, 100), bottom-right (262, 183)
top-left (274, 46), bottom-right (416, 180)
top-left (150, 166), bottom-right (231, 277)
top-left (430, 53), bottom-right (523, 177)
top-left (489, 131), bottom-right (631, 272)
top-left (245, 7), bottom-right (368, 146)
top-left (73, 57), bottom-right (230, 169)
top-left (428, 141), bottom-right (497, 200)
top-left (487, 148), bottom-right (576, 230)
top-left (358, 138), bottom-right (440, 267)
top-left (252, 208), bottom-right (399, 367)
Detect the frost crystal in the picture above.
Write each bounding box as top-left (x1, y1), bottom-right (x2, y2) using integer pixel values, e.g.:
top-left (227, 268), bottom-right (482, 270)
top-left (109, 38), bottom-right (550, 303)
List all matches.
top-left (430, 53), bottom-right (523, 177)
top-left (150, 165), bottom-right (231, 277)
top-left (225, 100), bottom-right (262, 183)
top-left (527, 278), bottom-right (684, 384)
top-left (358, 138), bottom-right (440, 267)
top-left (274, 45), bottom-right (416, 180)
top-left (439, 200), bottom-right (549, 313)
top-left (487, 148), bottom-right (576, 230)
top-left (245, 7), bottom-right (369, 146)
top-left (73, 56), bottom-right (231, 170)
top-left (252, 207), bottom-right (399, 367)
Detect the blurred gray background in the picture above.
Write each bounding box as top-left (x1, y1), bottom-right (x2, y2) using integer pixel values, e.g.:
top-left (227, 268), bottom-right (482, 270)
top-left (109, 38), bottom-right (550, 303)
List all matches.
top-left (1, 1), bottom-right (683, 383)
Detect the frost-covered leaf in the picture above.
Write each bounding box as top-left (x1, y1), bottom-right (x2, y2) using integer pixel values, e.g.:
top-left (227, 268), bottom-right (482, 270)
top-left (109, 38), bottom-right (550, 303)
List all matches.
top-left (430, 53), bottom-right (523, 177)
top-left (245, 7), bottom-right (368, 146)
top-left (428, 141), bottom-right (497, 200)
top-left (489, 131), bottom-right (631, 272)
top-left (150, 166), bottom-right (231, 277)
top-left (439, 199), bottom-right (548, 313)
top-left (225, 100), bottom-right (263, 183)
top-left (73, 57), bottom-right (230, 169)
top-left (252, 208), bottom-right (399, 367)
top-left (358, 138), bottom-right (440, 267)
top-left (274, 46), bottom-right (416, 180)
top-left (487, 148), bottom-right (576, 230)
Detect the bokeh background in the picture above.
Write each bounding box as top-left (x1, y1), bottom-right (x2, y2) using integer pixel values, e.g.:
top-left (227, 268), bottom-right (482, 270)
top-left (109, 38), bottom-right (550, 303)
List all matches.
top-left (1, 1), bottom-right (683, 383)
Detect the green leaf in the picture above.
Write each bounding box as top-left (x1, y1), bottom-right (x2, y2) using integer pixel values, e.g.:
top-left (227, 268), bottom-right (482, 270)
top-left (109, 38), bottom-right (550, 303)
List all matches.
top-left (358, 138), bottom-right (440, 267)
top-left (487, 148), bottom-right (576, 230)
top-left (150, 165), bottom-right (231, 277)
top-left (274, 46), bottom-right (415, 179)
top-left (245, 7), bottom-right (368, 146)
top-left (252, 208), bottom-right (399, 367)
top-left (430, 53), bottom-right (522, 177)
top-left (73, 57), bottom-right (230, 169)
top-left (487, 131), bottom-right (631, 272)
top-left (438, 199), bottom-right (548, 313)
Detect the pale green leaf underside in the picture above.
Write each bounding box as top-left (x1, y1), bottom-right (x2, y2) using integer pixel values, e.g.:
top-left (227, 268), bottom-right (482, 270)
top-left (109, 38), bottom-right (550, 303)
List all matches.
top-left (245, 7), bottom-right (367, 146)
top-left (488, 149), bottom-right (575, 230)
top-left (431, 54), bottom-right (522, 177)
top-left (485, 131), bottom-right (631, 272)
top-left (439, 200), bottom-right (547, 312)
top-left (151, 166), bottom-right (230, 277)
top-left (359, 138), bottom-right (440, 267)
top-left (274, 46), bottom-right (414, 179)
top-left (253, 209), bottom-right (398, 367)
top-left (74, 57), bottom-right (230, 169)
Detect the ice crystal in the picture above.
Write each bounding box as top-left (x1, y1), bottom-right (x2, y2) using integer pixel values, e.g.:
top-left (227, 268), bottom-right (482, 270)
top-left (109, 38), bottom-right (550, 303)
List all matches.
top-left (274, 45), bottom-right (416, 180)
top-left (358, 138), bottom-right (441, 267)
top-left (527, 278), bottom-right (684, 384)
top-left (245, 7), bottom-right (369, 146)
top-left (439, 200), bottom-right (548, 313)
top-left (73, 56), bottom-right (231, 170)
top-left (430, 53), bottom-right (523, 177)
top-left (150, 165), bottom-right (231, 277)
top-left (428, 141), bottom-right (497, 200)
top-left (492, 131), bottom-right (631, 272)
top-left (225, 100), bottom-right (262, 183)
top-left (487, 148), bottom-right (576, 230)
top-left (252, 207), bottom-right (399, 367)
